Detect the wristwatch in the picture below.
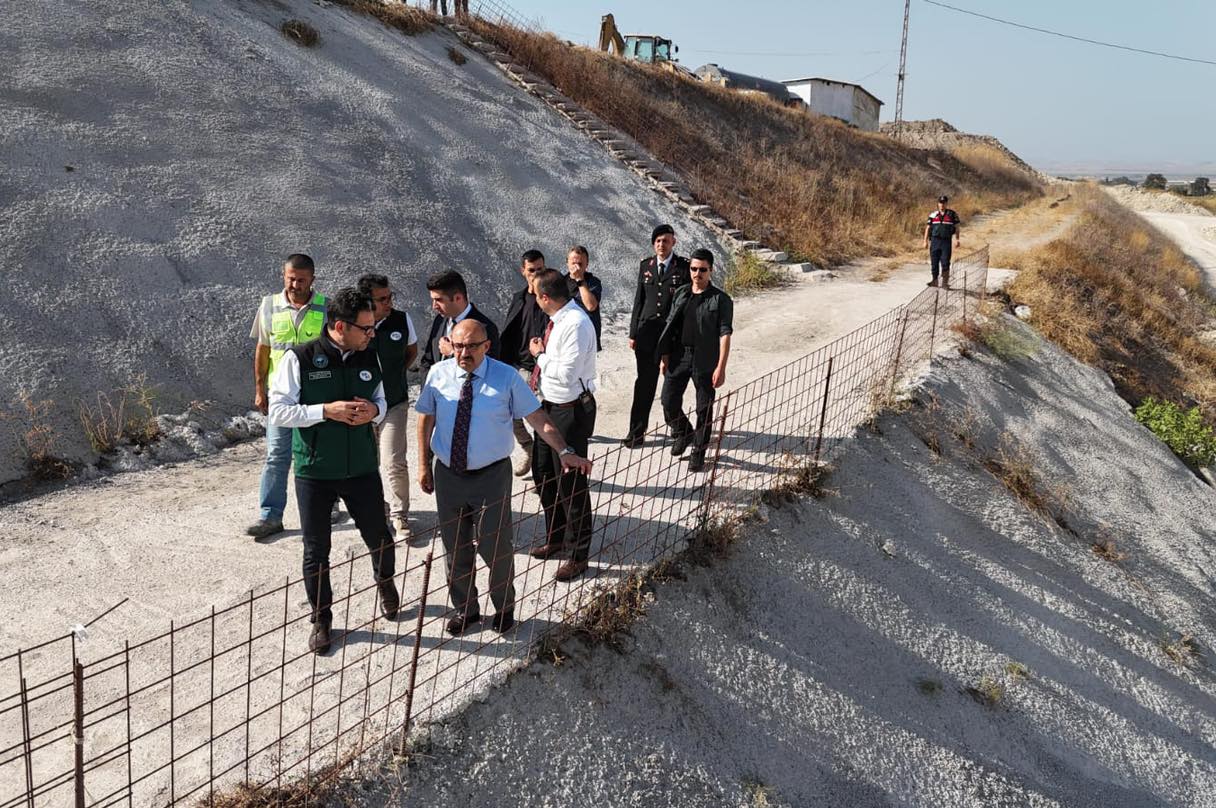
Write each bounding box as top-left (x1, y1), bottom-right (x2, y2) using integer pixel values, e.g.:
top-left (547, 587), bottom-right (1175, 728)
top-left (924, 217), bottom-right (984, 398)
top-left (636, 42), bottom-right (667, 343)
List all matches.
top-left (575, 279), bottom-right (586, 287)
top-left (559, 446), bottom-right (575, 457)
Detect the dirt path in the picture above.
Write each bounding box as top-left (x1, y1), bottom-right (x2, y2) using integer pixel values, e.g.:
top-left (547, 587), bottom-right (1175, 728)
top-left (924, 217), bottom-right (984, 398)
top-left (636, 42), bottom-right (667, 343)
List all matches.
top-left (1140, 212), bottom-right (1216, 291)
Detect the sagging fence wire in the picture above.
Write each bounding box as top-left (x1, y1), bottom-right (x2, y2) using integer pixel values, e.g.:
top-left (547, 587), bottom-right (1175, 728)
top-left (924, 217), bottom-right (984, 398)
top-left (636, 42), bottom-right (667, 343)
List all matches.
top-left (1, 250), bottom-right (988, 807)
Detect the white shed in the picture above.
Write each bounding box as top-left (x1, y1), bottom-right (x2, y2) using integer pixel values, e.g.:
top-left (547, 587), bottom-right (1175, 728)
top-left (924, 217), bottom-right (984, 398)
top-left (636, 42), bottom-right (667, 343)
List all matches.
top-left (782, 77), bottom-right (883, 131)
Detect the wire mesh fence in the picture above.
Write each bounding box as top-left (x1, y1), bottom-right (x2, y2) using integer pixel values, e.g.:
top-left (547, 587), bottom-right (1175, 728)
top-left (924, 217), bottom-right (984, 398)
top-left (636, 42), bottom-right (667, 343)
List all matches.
top-left (1, 250), bottom-right (987, 806)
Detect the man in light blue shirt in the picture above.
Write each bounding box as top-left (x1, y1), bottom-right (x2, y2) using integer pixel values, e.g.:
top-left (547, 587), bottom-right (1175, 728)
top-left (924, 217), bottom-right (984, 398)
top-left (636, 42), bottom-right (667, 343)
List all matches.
top-left (416, 320), bottom-right (592, 636)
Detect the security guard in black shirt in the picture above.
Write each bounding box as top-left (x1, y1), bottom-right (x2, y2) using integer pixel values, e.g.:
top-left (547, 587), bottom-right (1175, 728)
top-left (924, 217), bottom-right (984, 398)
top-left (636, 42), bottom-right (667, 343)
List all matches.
top-left (923, 195), bottom-right (962, 289)
top-left (624, 224), bottom-right (690, 447)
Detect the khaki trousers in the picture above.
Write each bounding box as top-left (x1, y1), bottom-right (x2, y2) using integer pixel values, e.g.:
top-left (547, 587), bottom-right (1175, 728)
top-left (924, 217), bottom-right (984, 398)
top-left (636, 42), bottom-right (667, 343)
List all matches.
top-left (375, 401), bottom-right (411, 519)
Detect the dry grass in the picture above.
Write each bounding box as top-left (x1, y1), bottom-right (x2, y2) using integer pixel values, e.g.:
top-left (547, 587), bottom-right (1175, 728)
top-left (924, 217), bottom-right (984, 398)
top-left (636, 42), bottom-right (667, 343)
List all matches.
top-left (446, 45), bottom-right (467, 65)
top-left (1185, 195), bottom-right (1216, 215)
top-left (1, 391), bottom-right (74, 481)
top-left (1160, 632), bottom-right (1201, 667)
top-left (468, 20), bottom-right (1041, 266)
top-left (337, 0), bottom-right (433, 36)
top-left (78, 375), bottom-right (160, 454)
top-left (1091, 539), bottom-right (1128, 563)
top-left (280, 19), bottom-right (319, 47)
top-left (983, 436), bottom-right (1071, 527)
top-left (1006, 185), bottom-right (1216, 422)
top-left (725, 251), bottom-right (788, 296)
top-left (965, 675), bottom-right (1005, 707)
top-left (951, 142), bottom-right (1035, 189)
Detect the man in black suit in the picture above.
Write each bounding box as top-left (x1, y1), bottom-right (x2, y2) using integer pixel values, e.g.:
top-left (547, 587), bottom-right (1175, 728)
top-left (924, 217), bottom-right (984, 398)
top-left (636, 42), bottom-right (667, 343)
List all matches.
top-left (624, 224), bottom-right (690, 447)
top-left (420, 270), bottom-right (500, 379)
top-left (498, 249), bottom-right (549, 476)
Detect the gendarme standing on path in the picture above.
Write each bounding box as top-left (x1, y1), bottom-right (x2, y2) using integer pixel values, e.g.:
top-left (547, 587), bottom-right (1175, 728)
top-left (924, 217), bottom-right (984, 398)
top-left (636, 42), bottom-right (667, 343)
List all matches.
top-left (247, 254), bottom-right (327, 540)
top-left (924, 195), bottom-right (962, 289)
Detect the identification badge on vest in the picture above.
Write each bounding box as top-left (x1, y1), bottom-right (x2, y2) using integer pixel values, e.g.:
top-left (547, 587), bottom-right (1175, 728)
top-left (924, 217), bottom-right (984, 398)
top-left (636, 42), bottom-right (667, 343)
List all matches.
top-left (390, 331), bottom-right (403, 341)
top-left (308, 370), bottom-right (332, 380)
top-left (359, 370), bottom-right (373, 382)
top-left (313, 354), bottom-right (329, 368)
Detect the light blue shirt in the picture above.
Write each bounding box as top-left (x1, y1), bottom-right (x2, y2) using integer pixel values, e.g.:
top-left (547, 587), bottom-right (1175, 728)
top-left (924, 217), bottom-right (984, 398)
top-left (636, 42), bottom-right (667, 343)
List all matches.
top-left (415, 356), bottom-right (541, 471)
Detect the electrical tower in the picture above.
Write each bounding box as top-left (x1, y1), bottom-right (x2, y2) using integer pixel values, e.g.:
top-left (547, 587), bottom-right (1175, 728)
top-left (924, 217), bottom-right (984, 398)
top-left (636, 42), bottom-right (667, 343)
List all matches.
top-left (894, 0), bottom-right (910, 139)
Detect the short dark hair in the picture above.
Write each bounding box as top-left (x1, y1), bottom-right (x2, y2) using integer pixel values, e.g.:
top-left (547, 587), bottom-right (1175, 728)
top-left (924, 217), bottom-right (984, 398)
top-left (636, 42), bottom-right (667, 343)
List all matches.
top-left (285, 253), bottom-right (315, 272)
top-left (357, 273), bottom-right (390, 297)
top-left (568, 245), bottom-right (589, 260)
top-left (327, 287), bottom-right (373, 323)
top-left (534, 268), bottom-right (569, 303)
top-left (521, 249), bottom-right (545, 266)
top-left (690, 248), bottom-right (715, 267)
top-left (426, 270), bottom-right (467, 299)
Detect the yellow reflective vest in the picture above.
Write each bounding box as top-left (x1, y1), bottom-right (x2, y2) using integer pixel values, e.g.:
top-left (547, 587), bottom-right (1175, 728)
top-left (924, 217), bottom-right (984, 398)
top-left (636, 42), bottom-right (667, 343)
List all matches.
top-left (263, 292), bottom-right (327, 376)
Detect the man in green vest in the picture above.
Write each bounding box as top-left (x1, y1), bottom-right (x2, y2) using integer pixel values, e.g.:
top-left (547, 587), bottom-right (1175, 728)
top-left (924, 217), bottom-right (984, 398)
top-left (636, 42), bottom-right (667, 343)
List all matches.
top-left (358, 273), bottom-right (418, 536)
top-left (247, 254), bottom-right (329, 540)
top-left (268, 287), bottom-right (399, 655)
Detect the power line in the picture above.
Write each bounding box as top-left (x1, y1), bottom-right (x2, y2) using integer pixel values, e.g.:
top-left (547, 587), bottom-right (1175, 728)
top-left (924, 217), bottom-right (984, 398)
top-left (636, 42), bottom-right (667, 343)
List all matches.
top-left (677, 47), bottom-right (897, 58)
top-left (923, 0), bottom-right (1216, 67)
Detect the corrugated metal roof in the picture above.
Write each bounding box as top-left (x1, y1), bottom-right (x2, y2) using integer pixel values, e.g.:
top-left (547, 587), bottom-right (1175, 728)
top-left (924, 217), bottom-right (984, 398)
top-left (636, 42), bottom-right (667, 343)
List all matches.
top-left (782, 77), bottom-right (884, 107)
top-left (695, 63), bottom-right (794, 104)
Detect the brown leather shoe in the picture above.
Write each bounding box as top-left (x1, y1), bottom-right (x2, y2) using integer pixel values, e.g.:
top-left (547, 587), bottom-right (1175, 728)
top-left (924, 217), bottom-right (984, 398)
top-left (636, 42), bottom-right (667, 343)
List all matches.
top-left (554, 559), bottom-right (589, 582)
top-left (378, 579), bottom-right (400, 620)
top-left (308, 621), bottom-right (331, 655)
top-left (530, 542), bottom-right (565, 560)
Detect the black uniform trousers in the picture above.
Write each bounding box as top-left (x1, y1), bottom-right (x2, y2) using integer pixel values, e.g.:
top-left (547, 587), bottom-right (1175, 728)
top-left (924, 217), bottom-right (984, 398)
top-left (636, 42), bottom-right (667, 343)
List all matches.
top-left (661, 347), bottom-right (716, 451)
top-left (627, 320), bottom-right (664, 439)
top-left (930, 237), bottom-right (953, 279)
top-left (297, 472), bottom-right (395, 626)
top-left (532, 397), bottom-right (597, 561)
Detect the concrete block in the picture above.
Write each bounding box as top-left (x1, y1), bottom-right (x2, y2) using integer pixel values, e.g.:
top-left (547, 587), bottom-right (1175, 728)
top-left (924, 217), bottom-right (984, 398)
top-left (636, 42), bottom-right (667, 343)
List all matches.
top-left (782, 262), bottom-right (817, 273)
top-left (755, 249), bottom-right (789, 263)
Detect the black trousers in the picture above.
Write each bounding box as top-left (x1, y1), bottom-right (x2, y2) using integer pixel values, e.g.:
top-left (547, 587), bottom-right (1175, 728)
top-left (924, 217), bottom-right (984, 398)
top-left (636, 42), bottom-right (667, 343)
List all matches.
top-left (297, 472), bottom-right (395, 625)
top-left (627, 325), bottom-right (663, 439)
top-left (930, 238), bottom-right (953, 279)
top-left (532, 397), bottom-right (597, 561)
top-left (661, 347), bottom-right (716, 451)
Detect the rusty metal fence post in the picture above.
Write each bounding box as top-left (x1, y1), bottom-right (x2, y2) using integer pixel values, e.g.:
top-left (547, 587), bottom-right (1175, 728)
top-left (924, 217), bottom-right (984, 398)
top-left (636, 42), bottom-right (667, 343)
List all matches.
top-left (699, 391), bottom-right (733, 526)
top-left (929, 290), bottom-right (940, 359)
top-left (813, 356), bottom-right (834, 464)
top-left (888, 309), bottom-right (909, 397)
top-left (73, 659), bottom-right (85, 808)
top-left (962, 269), bottom-right (970, 326)
top-left (398, 552), bottom-right (434, 755)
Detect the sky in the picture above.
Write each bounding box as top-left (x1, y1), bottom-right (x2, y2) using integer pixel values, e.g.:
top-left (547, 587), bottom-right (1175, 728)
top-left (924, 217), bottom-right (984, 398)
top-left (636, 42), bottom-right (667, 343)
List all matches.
top-left (496, 0), bottom-right (1215, 176)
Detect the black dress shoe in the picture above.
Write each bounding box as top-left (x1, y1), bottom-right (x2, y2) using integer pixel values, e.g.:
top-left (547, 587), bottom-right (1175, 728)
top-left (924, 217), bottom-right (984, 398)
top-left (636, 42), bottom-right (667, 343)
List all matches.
top-left (530, 543), bottom-right (565, 560)
top-left (688, 450), bottom-right (707, 473)
top-left (309, 621), bottom-right (332, 655)
top-left (491, 612), bottom-right (515, 633)
top-left (621, 434), bottom-right (644, 449)
top-left (670, 432), bottom-right (692, 456)
top-left (446, 612), bottom-right (481, 636)
top-left (378, 579), bottom-right (400, 620)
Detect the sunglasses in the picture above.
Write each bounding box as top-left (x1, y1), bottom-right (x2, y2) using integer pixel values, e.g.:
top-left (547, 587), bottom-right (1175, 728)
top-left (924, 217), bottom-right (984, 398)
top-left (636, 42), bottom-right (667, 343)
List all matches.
top-left (690, 267), bottom-right (711, 274)
top-left (342, 320), bottom-right (376, 336)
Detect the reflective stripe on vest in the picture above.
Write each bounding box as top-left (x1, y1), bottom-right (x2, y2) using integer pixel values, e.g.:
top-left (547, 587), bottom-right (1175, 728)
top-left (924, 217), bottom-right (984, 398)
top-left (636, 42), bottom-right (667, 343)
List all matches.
top-left (267, 293), bottom-right (327, 375)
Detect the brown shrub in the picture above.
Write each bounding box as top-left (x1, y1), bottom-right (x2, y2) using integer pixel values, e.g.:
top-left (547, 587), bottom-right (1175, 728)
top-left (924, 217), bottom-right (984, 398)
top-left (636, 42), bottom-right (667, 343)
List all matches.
top-left (1007, 185), bottom-right (1216, 422)
top-left (280, 19), bottom-right (319, 47)
top-left (447, 45), bottom-right (467, 65)
top-left (467, 21), bottom-right (1041, 266)
top-left (337, 0), bottom-right (433, 36)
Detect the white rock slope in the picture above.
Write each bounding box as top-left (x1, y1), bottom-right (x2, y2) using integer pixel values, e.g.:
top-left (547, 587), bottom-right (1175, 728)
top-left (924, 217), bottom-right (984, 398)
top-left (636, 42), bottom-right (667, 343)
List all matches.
top-left (351, 323), bottom-right (1216, 808)
top-left (0, 0), bottom-right (725, 483)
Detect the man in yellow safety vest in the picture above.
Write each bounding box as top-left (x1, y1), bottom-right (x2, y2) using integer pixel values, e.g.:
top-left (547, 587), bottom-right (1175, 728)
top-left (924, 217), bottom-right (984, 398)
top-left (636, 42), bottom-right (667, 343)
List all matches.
top-left (247, 254), bottom-right (328, 540)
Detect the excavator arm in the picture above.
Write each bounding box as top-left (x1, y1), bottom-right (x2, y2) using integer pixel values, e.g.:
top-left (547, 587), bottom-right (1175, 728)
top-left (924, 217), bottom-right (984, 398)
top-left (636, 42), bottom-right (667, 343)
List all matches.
top-left (599, 14), bottom-right (625, 56)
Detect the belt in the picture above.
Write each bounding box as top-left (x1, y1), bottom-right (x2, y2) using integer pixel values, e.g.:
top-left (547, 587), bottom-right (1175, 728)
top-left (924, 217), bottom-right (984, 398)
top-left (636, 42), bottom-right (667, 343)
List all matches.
top-left (437, 457), bottom-right (509, 476)
top-left (543, 397), bottom-right (589, 409)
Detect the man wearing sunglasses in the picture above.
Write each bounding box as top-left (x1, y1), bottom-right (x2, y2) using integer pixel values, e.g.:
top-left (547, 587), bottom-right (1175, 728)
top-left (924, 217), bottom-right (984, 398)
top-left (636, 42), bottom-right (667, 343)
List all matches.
top-left (657, 249), bottom-right (733, 473)
top-left (358, 274), bottom-right (418, 538)
top-left (268, 287), bottom-right (399, 655)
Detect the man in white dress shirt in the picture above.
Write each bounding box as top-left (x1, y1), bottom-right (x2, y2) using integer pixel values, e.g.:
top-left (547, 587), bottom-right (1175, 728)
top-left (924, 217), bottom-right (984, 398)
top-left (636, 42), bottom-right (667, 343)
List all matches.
top-left (527, 269), bottom-right (599, 582)
top-left (268, 288), bottom-right (399, 655)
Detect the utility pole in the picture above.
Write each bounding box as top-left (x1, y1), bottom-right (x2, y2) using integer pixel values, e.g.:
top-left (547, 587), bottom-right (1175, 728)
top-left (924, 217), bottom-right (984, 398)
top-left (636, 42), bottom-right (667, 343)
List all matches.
top-left (894, 0), bottom-right (910, 140)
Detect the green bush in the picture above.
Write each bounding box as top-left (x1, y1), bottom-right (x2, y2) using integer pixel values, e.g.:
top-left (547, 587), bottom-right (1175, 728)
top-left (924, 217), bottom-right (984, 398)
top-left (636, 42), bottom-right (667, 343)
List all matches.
top-left (1134, 397), bottom-right (1216, 468)
top-left (724, 251), bottom-right (786, 297)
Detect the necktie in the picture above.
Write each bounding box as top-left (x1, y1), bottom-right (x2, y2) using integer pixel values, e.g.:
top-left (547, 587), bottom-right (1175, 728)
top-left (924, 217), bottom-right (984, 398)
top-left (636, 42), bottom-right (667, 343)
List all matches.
top-left (529, 320), bottom-right (555, 392)
top-left (449, 372), bottom-right (474, 472)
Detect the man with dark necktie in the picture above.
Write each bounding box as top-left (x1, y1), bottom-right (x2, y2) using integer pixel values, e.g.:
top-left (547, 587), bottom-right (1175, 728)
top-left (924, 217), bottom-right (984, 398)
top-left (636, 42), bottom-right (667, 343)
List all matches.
top-left (625, 224), bottom-right (691, 447)
top-left (419, 270), bottom-right (500, 380)
top-left (415, 320), bottom-right (592, 636)
top-left (499, 249), bottom-right (550, 476)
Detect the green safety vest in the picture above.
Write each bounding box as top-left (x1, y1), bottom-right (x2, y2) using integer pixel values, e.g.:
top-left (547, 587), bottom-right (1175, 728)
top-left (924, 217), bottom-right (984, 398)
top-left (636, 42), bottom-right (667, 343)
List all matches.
top-left (265, 292), bottom-right (328, 376)
top-left (292, 338), bottom-right (382, 480)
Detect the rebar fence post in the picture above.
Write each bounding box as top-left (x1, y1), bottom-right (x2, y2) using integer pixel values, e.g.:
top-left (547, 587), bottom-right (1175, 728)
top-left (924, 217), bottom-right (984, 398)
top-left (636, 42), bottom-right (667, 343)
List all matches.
top-left (18, 650), bottom-right (34, 808)
top-left (962, 269), bottom-right (970, 326)
top-left (73, 659), bottom-right (85, 808)
top-left (700, 392), bottom-right (732, 526)
top-left (929, 290), bottom-right (940, 359)
top-left (889, 309), bottom-right (909, 397)
top-left (813, 356), bottom-right (834, 464)
top-left (398, 552), bottom-right (434, 755)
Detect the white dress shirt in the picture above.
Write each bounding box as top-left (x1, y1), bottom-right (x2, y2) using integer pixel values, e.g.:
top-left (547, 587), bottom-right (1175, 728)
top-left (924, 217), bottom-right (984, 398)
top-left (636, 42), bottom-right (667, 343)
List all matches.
top-left (535, 300), bottom-right (597, 404)
top-left (445, 303), bottom-right (474, 335)
top-left (268, 345), bottom-right (388, 428)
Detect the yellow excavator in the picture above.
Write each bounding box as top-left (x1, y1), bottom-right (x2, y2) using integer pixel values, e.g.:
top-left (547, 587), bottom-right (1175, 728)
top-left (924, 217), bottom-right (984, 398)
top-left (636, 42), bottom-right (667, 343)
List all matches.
top-left (598, 14), bottom-right (680, 69)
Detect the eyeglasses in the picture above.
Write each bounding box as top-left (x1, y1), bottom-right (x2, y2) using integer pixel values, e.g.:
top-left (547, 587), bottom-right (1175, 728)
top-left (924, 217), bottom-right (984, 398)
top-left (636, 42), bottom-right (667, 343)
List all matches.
top-left (690, 267), bottom-right (711, 274)
top-left (452, 340), bottom-right (489, 352)
top-left (342, 320), bottom-right (376, 336)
